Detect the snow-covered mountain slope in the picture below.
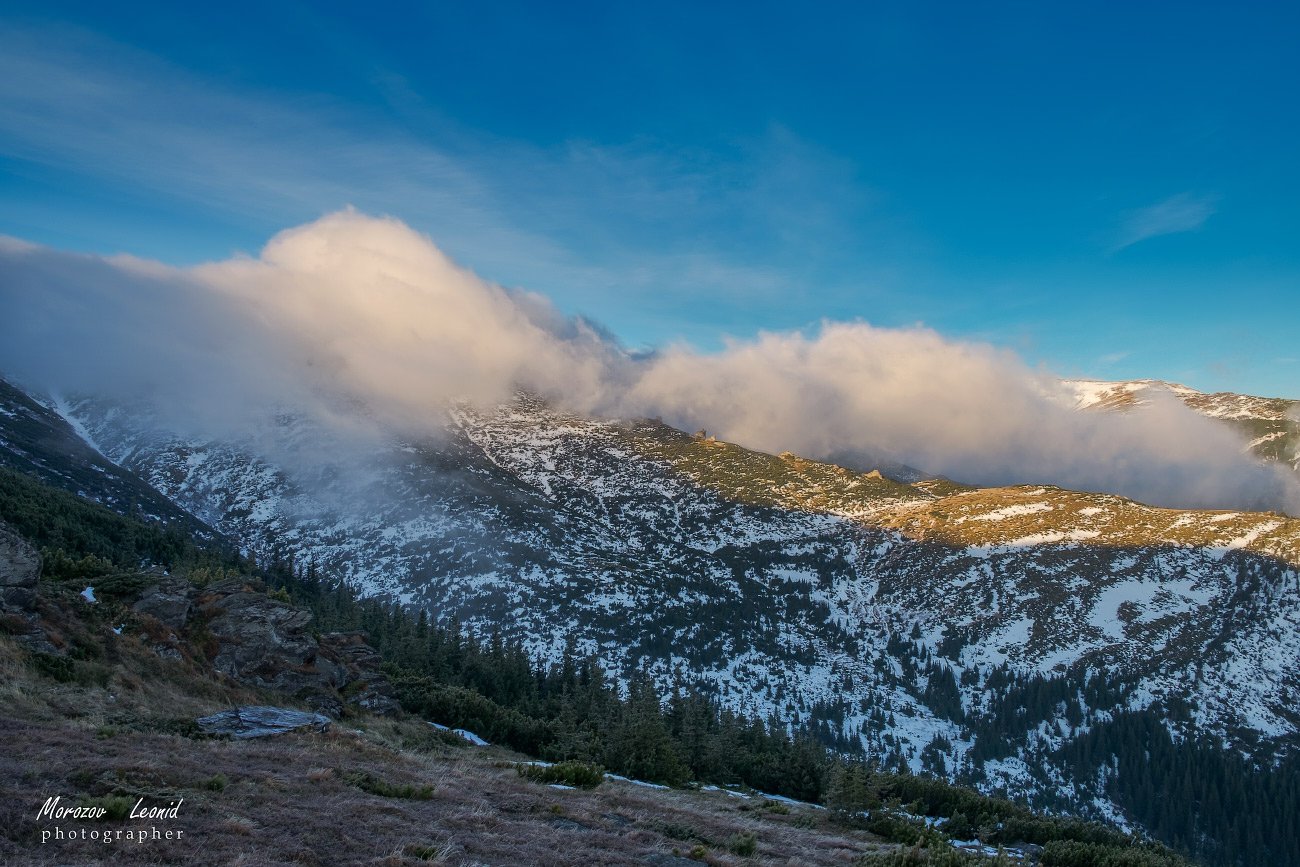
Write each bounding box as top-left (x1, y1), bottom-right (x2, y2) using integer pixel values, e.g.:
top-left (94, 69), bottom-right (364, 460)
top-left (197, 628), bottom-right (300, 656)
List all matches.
top-left (1067, 378), bottom-right (1300, 472)
top-left (0, 378), bottom-right (215, 540)
top-left (3, 378), bottom-right (1299, 826)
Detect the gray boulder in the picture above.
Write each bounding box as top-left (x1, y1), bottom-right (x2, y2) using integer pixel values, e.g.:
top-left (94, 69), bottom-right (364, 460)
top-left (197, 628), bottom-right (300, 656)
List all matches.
top-left (196, 705), bottom-right (331, 739)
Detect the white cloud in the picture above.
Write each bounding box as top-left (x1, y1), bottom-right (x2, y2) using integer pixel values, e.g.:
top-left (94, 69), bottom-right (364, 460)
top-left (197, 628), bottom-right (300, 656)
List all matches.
top-left (2, 211), bottom-right (1296, 515)
top-left (622, 324), bottom-right (1297, 513)
top-left (0, 210), bottom-right (619, 438)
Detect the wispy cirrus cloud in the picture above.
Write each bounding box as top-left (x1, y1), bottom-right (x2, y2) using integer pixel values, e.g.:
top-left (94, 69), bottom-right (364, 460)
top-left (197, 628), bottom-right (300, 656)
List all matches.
top-left (1113, 193), bottom-right (1217, 251)
top-left (1097, 350), bottom-right (1130, 366)
top-left (0, 23), bottom-right (888, 346)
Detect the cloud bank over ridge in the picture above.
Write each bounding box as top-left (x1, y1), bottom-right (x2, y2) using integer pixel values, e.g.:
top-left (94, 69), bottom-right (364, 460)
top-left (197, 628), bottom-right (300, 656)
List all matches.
top-left (1, 211), bottom-right (1295, 514)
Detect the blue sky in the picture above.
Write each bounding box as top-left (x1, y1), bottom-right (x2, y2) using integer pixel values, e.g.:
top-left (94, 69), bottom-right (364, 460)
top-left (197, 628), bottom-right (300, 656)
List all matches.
top-left (2, 1), bottom-right (1297, 397)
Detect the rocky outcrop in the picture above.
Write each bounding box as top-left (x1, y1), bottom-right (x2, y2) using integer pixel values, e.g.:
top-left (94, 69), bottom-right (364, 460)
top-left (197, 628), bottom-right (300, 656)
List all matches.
top-left (199, 582), bottom-right (328, 690)
top-left (320, 632), bottom-right (401, 716)
top-left (130, 573), bottom-right (192, 629)
top-left (0, 520), bottom-right (40, 612)
top-left (196, 705), bottom-right (332, 739)
top-left (1, 518), bottom-right (398, 718)
top-left (0, 519), bottom-right (59, 653)
top-left (130, 574), bottom-right (398, 718)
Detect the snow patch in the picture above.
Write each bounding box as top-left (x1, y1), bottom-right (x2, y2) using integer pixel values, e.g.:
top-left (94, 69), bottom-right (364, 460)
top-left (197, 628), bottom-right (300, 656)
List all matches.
top-left (605, 774), bottom-right (670, 790)
top-left (972, 502), bottom-right (1052, 521)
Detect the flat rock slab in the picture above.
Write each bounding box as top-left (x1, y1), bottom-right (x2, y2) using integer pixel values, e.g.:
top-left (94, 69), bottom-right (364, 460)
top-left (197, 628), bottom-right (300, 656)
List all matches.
top-left (196, 706), bottom-right (332, 739)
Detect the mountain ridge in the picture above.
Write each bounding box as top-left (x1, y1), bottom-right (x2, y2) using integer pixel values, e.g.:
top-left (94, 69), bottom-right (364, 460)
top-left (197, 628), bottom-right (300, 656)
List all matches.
top-left (0, 471), bottom-right (1204, 867)
top-left (2, 374), bottom-right (1298, 859)
top-left (1065, 378), bottom-right (1300, 473)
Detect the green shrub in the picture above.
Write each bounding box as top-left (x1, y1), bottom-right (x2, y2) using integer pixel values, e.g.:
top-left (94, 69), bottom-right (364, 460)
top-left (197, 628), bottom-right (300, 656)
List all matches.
top-left (517, 761), bottom-right (604, 789)
top-left (147, 717), bottom-right (211, 739)
top-left (727, 831), bottom-right (758, 856)
top-left (405, 843), bottom-right (449, 861)
top-left (1041, 840), bottom-right (1190, 867)
top-left (78, 795), bottom-right (134, 821)
top-left (855, 845), bottom-right (992, 866)
top-left (89, 571), bottom-right (156, 599)
top-left (393, 677), bottom-right (552, 755)
top-left (865, 812), bottom-right (926, 846)
top-left (30, 652), bottom-right (111, 687)
top-left (942, 810), bottom-right (974, 840)
top-left (31, 652), bottom-right (76, 683)
top-left (656, 821), bottom-right (706, 842)
top-left (343, 771), bottom-right (433, 800)
top-left (42, 550), bottom-right (116, 582)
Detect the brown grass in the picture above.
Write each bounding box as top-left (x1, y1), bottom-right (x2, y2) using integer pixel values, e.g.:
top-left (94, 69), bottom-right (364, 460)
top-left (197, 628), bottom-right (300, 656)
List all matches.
top-left (0, 713), bottom-right (892, 865)
top-left (0, 634), bottom-right (896, 866)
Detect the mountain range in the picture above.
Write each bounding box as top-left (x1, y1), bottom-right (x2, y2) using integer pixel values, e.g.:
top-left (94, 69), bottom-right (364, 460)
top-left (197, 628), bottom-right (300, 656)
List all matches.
top-left (1, 373), bottom-right (1297, 858)
top-left (1066, 378), bottom-right (1299, 473)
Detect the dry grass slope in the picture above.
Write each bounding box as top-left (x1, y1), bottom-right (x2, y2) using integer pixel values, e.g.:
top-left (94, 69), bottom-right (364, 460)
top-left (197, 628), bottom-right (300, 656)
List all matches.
top-left (0, 631), bottom-right (899, 866)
